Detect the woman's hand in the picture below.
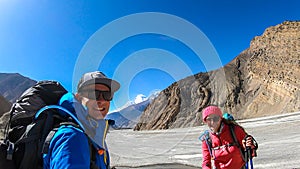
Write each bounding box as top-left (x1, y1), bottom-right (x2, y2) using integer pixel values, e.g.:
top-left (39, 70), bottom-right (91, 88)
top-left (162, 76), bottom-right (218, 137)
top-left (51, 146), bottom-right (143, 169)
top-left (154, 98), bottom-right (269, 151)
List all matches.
top-left (242, 136), bottom-right (254, 148)
top-left (242, 135), bottom-right (258, 157)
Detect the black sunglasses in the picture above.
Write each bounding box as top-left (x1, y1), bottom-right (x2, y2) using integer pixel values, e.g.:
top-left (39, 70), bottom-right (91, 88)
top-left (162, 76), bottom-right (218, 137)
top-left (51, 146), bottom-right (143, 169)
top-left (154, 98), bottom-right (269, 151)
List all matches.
top-left (206, 116), bottom-right (220, 123)
top-left (80, 89), bottom-right (113, 101)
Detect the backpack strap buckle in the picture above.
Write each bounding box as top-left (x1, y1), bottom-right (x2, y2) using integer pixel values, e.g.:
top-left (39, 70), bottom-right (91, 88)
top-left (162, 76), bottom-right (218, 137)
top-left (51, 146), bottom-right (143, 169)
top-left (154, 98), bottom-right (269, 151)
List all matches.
top-left (6, 141), bottom-right (14, 160)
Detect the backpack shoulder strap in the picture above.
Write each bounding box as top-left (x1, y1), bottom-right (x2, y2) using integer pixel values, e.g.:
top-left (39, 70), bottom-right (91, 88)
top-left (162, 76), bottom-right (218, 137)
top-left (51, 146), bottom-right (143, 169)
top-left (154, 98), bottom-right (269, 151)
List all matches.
top-left (199, 130), bottom-right (213, 159)
top-left (42, 122), bottom-right (99, 169)
top-left (42, 121), bottom-right (80, 154)
top-left (42, 128), bottom-right (59, 154)
top-left (88, 138), bottom-right (99, 169)
top-left (228, 124), bottom-right (238, 145)
top-left (228, 124), bottom-right (246, 162)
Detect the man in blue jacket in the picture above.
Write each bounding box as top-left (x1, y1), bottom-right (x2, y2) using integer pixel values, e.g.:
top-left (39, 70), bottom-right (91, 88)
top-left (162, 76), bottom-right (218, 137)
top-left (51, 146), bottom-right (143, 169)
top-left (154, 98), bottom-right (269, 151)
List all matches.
top-left (43, 71), bottom-right (120, 169)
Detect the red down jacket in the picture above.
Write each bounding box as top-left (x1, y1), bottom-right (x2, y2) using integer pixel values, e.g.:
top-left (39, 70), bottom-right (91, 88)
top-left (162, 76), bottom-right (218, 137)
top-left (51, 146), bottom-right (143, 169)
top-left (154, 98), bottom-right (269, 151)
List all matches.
top-left (202, 123), bottom-right (247, 169)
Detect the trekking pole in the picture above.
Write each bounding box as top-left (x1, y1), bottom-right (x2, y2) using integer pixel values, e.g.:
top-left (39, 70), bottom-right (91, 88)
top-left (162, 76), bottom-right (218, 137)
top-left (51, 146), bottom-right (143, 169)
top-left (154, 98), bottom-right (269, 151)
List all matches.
top-left (246, 146), bottom-right (254, 169)
top-left (244, 136), bottom-right (251, 169)
top-left (245, 134), bottom-right (257, 169)
top-left (245, 149), bottom-right (249, 169)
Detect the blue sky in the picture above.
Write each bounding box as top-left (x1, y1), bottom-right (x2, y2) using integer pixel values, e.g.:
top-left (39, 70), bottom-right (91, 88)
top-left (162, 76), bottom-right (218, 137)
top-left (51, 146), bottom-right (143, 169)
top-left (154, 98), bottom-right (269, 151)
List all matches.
top-left (0, 0), bottom-right (299, 111)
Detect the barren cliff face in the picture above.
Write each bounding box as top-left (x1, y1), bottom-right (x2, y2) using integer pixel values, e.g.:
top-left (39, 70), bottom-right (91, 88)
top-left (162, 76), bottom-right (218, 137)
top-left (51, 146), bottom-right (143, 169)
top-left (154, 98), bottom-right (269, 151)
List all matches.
top-left (135, 21), bottom-right (300, 130)
top-left (0, 95), bottom-right (11, 134)
top-left (0, 95), bottom-right (11, 116)
top-left (241, 21), bottom-right (300, 118)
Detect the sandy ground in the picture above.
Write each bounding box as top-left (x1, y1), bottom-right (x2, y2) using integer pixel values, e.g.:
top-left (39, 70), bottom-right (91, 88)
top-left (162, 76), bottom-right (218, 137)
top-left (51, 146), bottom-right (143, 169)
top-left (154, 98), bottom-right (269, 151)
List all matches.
top-left (115, 163), bottom-right (198, 169)
top-left (107, 111), bottom-right (300, 169)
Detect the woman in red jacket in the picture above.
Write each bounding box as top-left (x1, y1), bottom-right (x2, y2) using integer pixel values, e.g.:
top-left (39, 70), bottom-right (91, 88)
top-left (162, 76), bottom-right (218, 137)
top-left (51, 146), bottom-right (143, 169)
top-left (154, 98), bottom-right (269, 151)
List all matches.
top-left (201, 105), bottom-right (256, 169)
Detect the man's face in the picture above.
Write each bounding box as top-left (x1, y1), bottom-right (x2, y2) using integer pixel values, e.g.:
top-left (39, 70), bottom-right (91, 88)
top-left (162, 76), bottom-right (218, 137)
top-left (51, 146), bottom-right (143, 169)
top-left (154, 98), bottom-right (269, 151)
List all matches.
top-left (76, 84), bottom-right (111, 119)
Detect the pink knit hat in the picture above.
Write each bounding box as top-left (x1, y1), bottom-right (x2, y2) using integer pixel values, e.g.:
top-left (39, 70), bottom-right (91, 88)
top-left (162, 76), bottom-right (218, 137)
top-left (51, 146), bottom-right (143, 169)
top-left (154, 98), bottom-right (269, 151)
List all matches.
top-left (202, 106), bottom-right (223, 122)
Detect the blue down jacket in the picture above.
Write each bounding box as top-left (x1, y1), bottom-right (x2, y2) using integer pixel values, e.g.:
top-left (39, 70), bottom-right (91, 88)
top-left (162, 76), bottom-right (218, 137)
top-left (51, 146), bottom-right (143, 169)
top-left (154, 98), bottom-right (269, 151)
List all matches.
top-left (43, 93), bottom-right (110, 169)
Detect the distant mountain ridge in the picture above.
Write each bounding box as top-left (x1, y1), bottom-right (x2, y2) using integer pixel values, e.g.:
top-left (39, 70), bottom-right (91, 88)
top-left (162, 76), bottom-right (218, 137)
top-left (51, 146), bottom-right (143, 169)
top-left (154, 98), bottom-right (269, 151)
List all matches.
top-left (0, 73), bottom-right (36, 102)
top-left (106, 99), bottom-right (150, 129)
top-left (106, 92), bottom-right (159, 128)
top-left (135, 21), bottom-right (300, 130)
top-left (0, 73), bottom-right (36, 136)
top-left (0, 73), bottom-right (36, 118)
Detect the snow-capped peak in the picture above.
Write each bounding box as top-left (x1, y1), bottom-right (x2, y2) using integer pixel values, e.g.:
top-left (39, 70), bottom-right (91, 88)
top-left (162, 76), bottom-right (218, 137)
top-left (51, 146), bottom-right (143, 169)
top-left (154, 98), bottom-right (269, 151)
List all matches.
top-left (134, 94), bottom-right (147, 104)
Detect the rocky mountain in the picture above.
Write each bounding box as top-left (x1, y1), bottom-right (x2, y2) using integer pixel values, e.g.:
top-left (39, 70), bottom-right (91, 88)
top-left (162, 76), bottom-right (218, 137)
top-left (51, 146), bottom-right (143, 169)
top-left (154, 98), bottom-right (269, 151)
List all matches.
top-left (106, 99), bottom-right (150, 129)
top-left (0, 73), bottom-right (36, 103)
top-left (0, 73), bottom-right (36, 134)
top-left (135, 21), bottom-right (300, 130)
top-left (106, 92), bottom-right (159, 129)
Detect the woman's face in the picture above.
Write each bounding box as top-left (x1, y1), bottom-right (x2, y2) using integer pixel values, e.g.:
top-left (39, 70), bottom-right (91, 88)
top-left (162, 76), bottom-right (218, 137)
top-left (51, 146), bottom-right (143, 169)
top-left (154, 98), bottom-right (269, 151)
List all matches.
top-left (205, 114), bottom-right (222, 133)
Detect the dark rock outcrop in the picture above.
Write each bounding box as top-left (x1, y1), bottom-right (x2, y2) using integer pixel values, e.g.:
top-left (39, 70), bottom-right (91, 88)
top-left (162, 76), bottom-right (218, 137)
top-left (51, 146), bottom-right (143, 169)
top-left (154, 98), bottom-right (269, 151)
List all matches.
top-left (135, 21), bottom-right (300, 130)
top-left (0, 95), bottom-right (11, 117)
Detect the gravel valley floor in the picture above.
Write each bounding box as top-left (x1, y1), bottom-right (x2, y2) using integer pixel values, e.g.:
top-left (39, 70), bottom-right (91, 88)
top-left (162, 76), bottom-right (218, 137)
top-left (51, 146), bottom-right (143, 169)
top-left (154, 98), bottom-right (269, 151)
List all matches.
top-left (107, 111), bottom-right (300, 169)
